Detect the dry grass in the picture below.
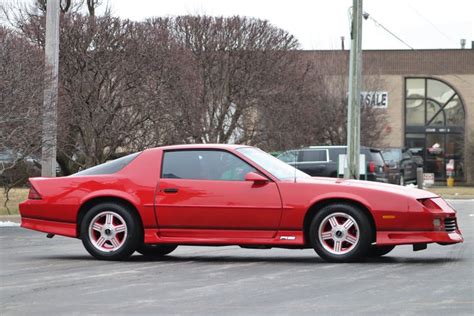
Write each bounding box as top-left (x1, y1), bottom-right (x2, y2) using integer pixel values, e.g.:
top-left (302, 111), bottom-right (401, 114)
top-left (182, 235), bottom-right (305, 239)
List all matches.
top-left (0, 188), bottom-right (28, 215)
top-left (426, 186), bottom-right (474, 198)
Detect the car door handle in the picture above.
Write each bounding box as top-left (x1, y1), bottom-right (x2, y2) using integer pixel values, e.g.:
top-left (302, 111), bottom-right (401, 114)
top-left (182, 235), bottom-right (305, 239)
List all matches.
top-left (163, 188), bottom-right (179, 193)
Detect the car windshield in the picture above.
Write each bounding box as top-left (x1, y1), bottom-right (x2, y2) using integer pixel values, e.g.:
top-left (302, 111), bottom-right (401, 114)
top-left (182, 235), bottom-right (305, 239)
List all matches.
top-left (237, 147), bottom-right (310, 180)
top-left (381, 149), bottom-right (401, 162)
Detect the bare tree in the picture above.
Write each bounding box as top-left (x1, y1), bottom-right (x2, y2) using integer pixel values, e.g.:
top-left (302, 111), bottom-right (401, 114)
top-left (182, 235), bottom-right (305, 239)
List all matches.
top-left (292, 51), bottom-right (389, 148)
top-left (169, 15), bottom-right (301, 144)
top-left (3, 1), bottom-right (390, 178)
top-left (0, 26), bottom-right (43, 172)
top-left (0, 26), bottom-right (44, 213)
top-left (12, 11), bottom-right (196, 174)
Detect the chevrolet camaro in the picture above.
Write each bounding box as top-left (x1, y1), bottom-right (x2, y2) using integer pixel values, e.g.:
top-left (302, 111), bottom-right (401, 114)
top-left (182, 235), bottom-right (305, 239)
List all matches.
top-left (19, 144), bottom-right (463, 262)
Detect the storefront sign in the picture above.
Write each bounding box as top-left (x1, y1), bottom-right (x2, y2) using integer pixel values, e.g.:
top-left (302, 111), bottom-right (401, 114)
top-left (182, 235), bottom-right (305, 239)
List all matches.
top-left (337, 154), bottom-right (367, 176)
top-left (423, 173), bottom-right (435, 187)
top-left (425, 127), bottom-right (452, 133)
top-left (361, 91), bottom-right (388, 108)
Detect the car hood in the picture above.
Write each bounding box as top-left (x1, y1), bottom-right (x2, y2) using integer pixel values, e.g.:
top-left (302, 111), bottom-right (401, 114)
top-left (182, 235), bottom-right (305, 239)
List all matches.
top-left (298, 177), bottom-right (438, 200)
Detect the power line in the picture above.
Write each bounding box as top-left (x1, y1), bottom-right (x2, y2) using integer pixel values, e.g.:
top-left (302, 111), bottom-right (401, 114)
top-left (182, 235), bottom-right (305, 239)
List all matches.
top-left (406, 3), bottom-right (455, 45)
top-left (365, 13), bottom-right (415, 50)
top-left (363, 11), bottom-right (468, 84)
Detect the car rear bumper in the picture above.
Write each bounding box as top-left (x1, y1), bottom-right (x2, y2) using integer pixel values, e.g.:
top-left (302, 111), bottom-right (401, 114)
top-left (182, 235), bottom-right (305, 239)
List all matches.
top-left (366, 173), bottom-right (388, 183)
top-left (376, 230), bottom-right (463, 246)
top-left (21, 217), bottom-right (77, 238)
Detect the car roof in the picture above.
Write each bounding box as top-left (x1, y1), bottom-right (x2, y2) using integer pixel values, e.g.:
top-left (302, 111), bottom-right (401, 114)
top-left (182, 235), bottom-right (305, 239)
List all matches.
top-left (145, 144), bottom-right (250, 152)
top-left (305, 145), bottom-right (375, 150)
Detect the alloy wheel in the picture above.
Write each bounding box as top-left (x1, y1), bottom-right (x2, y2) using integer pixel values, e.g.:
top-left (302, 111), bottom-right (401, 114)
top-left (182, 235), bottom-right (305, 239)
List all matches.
top-left (88, 211), bottom-right (128, 252)
top-left (318, 212), bottom-right (360, 255)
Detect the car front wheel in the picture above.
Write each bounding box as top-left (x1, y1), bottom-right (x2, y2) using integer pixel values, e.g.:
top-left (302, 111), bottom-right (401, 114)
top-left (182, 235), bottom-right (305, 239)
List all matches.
top-left (309, 203), bottom-right (372, 263)
top-left (81, 202), bottom-right (140, 260)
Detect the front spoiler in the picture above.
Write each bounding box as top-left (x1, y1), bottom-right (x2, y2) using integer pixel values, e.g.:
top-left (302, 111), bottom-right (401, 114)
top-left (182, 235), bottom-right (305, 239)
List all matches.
top-left (376, 230), bottom-right (463, 246)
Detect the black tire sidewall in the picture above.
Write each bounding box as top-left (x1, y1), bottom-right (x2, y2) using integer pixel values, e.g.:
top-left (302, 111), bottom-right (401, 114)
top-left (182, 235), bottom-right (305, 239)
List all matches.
top-left (137, 244), bottom-right (178, 257)
top-left (80, 202), bottom-right (140, 260)
top-left (309, 203), bottom-right (372, 263)
top-left (366, 245), bottom-right (395, 257)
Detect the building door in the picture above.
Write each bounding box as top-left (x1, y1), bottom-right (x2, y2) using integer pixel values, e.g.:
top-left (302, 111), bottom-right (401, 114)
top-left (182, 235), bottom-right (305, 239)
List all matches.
top-left (404, 78), bottom-right (465, 181)
top-left (425, 133), bottom-right (445, 180)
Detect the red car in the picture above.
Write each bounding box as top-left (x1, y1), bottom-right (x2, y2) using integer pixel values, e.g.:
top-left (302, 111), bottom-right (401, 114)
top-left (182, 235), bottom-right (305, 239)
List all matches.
top-left (19, 144), bottom-right (463, 262)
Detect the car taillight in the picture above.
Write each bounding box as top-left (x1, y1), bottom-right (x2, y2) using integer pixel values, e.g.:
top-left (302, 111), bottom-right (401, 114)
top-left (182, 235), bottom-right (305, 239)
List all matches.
top-left (419, 198), bottom-right (441, 210)
top-left (369, 161), bottom-right (375, 173)
top-left (28, 186), bottom-right (42, 200)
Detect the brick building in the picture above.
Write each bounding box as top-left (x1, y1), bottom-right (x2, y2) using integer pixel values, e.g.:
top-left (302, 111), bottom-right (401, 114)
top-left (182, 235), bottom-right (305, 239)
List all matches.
top-left (305, 49), bottom-right (474, 184)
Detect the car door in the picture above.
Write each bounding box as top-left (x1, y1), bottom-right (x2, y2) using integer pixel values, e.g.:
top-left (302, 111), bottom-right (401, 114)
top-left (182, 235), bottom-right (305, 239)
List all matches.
top-left (155, 149), bottom-right (283, 238)
top-left (402, 151), bottom-right (416, 181)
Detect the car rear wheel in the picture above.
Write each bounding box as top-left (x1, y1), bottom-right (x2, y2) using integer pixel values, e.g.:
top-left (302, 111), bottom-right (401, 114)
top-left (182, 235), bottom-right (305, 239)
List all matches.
top-left (137, 244), bottom-right (178, 257)
top-left (81, 202), bottom-right (140, 260)
top-left (309, 203), bottom-right (372, 263)
top-left (366, 245), bottom-right (395, 257)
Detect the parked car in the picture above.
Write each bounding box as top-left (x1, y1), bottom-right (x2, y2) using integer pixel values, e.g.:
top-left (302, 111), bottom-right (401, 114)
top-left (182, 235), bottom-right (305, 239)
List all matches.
top-left (0, 150), bottom-right (40, 186)
top-left (277, 146), bottom-right (389, 183)
top-left (19, 144), bottom-right (463, 263)
top-left (381, 148), bottom-right (420, 185)
top-left (407, 148), bottom-right (424, 167)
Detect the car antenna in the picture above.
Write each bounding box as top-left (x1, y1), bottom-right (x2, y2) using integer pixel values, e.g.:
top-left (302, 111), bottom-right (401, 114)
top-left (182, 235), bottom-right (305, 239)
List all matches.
top-left (294, 149), bottom-right (297, 183)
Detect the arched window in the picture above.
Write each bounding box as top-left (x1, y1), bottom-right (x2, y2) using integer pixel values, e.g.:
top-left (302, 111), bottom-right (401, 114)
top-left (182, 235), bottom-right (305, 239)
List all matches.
top-left (405, 78), bottom-right (465, 181)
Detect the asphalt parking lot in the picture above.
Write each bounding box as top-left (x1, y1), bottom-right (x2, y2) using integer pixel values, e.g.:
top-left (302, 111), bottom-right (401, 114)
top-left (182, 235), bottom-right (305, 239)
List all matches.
top-left (1, 200), bottom-right (473, 315)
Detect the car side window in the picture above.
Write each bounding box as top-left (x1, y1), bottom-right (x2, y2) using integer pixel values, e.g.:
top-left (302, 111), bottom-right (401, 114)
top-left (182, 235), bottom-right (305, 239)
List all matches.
top-left (162, 150), bottom-right (256, 181)
top-left (300, 150), bottom-right (327, 162)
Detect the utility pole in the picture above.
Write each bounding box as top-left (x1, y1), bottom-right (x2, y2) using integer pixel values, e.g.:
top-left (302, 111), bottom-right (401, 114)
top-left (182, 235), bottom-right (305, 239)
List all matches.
top-left (41, 0), bottom-right (60, 177)
top-left (344, 0), bottom-right (363, 179)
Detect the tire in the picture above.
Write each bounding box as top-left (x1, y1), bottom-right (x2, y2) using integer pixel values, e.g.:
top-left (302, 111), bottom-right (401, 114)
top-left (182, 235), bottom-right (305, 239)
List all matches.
top-left (309, 203), bottom-right (372, 263)
top-left (80, 202), bottom-right (140, 260)
top-left (137, 244), bottom-right (178, 257)
top-left (366, 245), bottom-right (395, 257)
top-left (399, 173), bottom-right (405, 186)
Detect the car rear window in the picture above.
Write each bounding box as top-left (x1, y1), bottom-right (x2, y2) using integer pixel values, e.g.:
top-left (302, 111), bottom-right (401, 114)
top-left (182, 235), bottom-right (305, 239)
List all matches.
top-left (381, 149), bottom-right (401, 162)
top-left (369, 150), bottom-right (385, 166)
top-left (73, 152), bottom-right (141, 176)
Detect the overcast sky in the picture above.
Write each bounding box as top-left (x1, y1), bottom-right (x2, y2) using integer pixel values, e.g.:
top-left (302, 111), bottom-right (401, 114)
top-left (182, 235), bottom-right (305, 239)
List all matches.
top-left (99, 0), bottom-right (474, 50)
top-left (4, 0), bottom-right (473, 50)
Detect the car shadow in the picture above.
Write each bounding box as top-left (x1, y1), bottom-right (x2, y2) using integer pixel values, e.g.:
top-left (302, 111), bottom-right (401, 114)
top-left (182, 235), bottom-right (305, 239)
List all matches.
top-left (129, 255), bottom-right (462, 265)
top-left (38, 254), bottom-right (463, 265)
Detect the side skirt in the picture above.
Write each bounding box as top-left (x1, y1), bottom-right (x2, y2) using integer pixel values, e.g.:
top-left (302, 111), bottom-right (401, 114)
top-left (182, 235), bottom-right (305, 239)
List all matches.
top-left (144, 229), bottom-right (305, 247)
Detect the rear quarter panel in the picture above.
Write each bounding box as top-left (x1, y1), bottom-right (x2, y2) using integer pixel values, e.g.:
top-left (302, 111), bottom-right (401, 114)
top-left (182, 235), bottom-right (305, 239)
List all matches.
top-left (20, 149), bottom-right (161, 228)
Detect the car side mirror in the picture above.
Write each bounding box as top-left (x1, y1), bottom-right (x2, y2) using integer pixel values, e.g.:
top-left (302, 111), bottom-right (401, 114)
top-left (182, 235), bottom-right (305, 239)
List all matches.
top-left (244, 172), bottom-right (268, 184)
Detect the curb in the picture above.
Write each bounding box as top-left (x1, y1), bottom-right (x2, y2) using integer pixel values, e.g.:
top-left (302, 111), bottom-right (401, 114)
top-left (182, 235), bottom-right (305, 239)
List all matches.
top-left (0, 215), bottom-right (21, 223)
top-left (442, 196), bottom-right (474, 200)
